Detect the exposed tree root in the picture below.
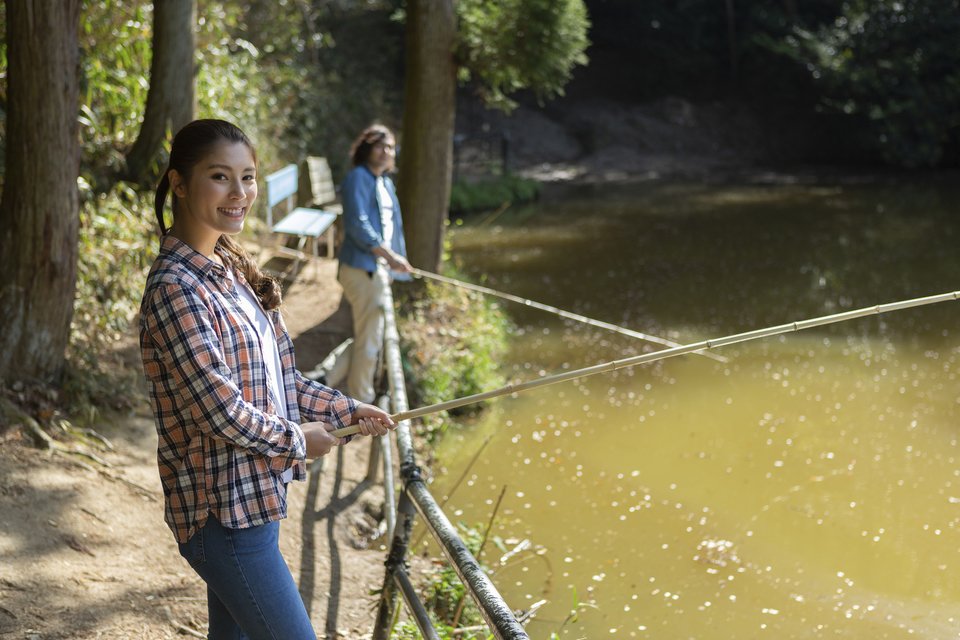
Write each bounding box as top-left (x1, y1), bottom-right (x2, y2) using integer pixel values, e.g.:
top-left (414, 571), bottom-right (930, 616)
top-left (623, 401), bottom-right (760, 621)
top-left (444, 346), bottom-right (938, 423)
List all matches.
top-left (11, 403), bottom-right (156, 501)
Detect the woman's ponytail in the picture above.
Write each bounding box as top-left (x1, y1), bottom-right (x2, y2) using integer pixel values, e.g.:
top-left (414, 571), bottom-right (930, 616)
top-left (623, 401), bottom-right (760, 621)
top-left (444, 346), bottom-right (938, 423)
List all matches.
top-left (217, 235), bottom-right (282, 311)
top-left (155, 172), bottom-right (170, 235)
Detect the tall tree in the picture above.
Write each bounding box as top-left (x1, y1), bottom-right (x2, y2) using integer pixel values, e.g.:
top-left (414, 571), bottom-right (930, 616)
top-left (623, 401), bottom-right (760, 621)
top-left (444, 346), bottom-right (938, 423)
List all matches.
top-left (0, 0), bottom-right (82, 384)
top-left (124, 0), bottom-right (196, 184)
top-left (398, 0), bottom-right (457, 273)
top-left (399, 0), bottom-right (590, 272)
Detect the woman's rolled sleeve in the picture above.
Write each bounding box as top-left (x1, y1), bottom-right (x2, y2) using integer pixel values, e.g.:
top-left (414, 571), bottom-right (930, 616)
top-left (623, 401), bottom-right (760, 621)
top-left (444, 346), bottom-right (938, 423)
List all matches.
top-left (146, 284), bottom-right (306, 464)
top-left (295, 371), bottom-right (357, 428)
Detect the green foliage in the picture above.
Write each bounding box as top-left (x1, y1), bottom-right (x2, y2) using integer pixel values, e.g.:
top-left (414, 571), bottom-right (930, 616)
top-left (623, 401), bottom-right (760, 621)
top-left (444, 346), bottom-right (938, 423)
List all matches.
top-left (396, 270), bottom-right (511, 445)
top-left (74, 0), bottom-right (404, 188)
top-left (457, 0), bottom-right (590, 111)
top-left (193, 3), bottom-right (285, 176)
top-left (778, 0), bottom-right (960, 167)
top-left (66, 181), bottom-right (156, 413)
top-left (449, 175), bottom-right (540, 215)
top-left (76, 1), bottom-right (288, 186)
top-left (78, 0), bottom-right (154, 185)
top-left (233, 0), bottom-right (405, 178)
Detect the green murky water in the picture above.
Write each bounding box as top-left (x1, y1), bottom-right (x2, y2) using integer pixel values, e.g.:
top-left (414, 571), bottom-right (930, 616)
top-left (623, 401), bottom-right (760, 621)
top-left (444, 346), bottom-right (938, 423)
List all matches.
top-left (431, 179), bottom-right (960, 638)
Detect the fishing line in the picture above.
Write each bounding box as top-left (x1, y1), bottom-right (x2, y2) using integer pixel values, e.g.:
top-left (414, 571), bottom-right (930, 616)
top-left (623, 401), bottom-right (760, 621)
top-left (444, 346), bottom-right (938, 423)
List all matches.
top-left (411, 267), bottom-right (727, 363)
top-left (331, 289), bottom-right (959, 438)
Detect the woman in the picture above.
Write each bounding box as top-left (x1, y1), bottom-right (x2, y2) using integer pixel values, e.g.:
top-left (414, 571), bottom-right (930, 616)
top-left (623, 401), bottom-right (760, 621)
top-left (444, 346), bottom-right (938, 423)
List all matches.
top-left (139, 119), bottom-right (394, 639)
top-left (337, 123), bottom-right (413, 404)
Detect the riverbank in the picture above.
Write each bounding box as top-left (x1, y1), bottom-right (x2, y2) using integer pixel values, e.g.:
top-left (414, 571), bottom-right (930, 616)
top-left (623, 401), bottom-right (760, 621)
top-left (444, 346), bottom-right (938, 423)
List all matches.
top-left (0, 260), bottom-right (400, 639)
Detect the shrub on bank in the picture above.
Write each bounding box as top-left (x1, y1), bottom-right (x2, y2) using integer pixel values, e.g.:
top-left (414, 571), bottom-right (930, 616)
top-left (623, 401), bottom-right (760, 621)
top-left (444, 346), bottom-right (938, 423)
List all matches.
top-left (449, 174), bottom-right (540, 216)
top-left (396, 269), bottom-right (512, 446)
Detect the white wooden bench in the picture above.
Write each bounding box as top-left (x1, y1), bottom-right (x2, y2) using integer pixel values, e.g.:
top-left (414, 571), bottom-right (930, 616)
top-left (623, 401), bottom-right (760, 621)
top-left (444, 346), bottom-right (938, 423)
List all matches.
top-left (264, 163), bottom-right (338, 279)
top-left (302, 156), bottom-right (343, 215)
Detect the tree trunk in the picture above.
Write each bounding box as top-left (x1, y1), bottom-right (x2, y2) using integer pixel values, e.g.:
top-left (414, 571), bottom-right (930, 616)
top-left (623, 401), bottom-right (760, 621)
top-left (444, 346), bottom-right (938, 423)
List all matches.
top-left (397, 0), bottom-right (457, 273)
top-left (0, 0), bottom-right (81, 384)
top-left (725, 0), bottom-right (738, 84)
top-left (124, 0), bottom-right (196, 184)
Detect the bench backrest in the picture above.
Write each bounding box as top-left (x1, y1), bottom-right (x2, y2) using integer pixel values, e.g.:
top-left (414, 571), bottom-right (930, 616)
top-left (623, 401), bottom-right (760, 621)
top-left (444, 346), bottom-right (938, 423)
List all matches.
top-left (303, 156), bottom-right (337, 206)
top-left (265, 164), bottom-right (299, 210)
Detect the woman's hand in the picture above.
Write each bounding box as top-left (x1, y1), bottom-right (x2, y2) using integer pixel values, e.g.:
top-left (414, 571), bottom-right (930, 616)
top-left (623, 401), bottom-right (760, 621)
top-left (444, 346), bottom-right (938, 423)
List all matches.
top-left (353, 403), bottom-right (397, 437)
top-left (388, 254), bottom-right (413, 274)
top-left (301, 421), bottom-right (340, 458)
top-left (375, 244), bottom-right (413, 274)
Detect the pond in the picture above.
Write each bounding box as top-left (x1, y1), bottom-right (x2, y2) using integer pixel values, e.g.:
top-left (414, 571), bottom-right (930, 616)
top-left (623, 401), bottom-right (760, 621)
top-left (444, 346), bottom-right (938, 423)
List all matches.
top-left (430, 177), bottom-right (960, 638)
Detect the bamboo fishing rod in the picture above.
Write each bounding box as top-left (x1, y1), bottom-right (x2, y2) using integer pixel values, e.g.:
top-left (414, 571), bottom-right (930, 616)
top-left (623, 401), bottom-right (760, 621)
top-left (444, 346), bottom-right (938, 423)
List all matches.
top-left (410, 267), bottom-right (728, 363)
top-left (330, 289), bottom-right (960, 438)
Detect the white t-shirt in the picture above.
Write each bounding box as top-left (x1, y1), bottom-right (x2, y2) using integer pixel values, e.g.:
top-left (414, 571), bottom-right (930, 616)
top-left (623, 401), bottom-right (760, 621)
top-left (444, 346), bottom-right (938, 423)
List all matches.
top-left (231, 272), bottom-right (294, 483)
top-left (376, 176), bottom-right (394, 271)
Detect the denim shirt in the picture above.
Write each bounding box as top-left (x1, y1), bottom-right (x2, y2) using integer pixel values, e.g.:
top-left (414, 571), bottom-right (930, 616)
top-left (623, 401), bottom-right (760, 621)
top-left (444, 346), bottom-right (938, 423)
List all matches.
top-left (338, 164), bottom-right (411, 280)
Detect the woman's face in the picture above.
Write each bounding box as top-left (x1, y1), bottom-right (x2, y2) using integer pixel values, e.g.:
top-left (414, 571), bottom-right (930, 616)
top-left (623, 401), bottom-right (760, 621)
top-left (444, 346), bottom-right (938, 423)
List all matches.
top-left (170, 141), bottom-right (258, 255)
top-left (366, 134), bottom-right (396, 176)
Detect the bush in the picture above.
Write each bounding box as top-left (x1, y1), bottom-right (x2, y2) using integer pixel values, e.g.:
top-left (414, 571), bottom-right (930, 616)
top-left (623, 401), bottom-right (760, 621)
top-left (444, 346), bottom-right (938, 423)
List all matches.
top-left (457, 0), bottom-right (590, 111)
top-left (396, 267), bottom-right (512, 445)
top-left (65, 182), bottom-right (156, 415)
top-left (778, 0), bottom-right (960, 167)
top-left (449, 174), bottom-right (540, 215)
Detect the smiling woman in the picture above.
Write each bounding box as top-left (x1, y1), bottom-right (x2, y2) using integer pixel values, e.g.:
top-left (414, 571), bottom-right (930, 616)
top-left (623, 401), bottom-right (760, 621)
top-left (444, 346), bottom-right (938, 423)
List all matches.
top-left (139, 119), bottom-right (397, 639)
top-left (151, 120), bottom-right (274, 306)
top-left (166, 140), bottom-right (258, 253)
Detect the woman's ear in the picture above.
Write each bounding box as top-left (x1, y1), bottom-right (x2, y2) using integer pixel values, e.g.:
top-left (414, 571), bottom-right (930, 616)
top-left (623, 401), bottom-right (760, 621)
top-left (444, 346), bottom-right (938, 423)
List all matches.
top-left (169, 170), bottom-right (187, 198)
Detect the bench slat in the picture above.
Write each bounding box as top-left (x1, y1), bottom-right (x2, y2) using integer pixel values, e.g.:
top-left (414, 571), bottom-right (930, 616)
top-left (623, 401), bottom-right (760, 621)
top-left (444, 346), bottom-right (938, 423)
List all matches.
top-left (306, 157), bottom-right (337, 206)
top-left (271, 207), bottom-right (337, 237)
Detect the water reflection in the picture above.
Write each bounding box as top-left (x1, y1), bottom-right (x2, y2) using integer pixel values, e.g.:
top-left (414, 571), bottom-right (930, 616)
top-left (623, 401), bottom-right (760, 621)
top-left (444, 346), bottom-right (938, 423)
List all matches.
top-left (430, 180), bottom-right (960, 638)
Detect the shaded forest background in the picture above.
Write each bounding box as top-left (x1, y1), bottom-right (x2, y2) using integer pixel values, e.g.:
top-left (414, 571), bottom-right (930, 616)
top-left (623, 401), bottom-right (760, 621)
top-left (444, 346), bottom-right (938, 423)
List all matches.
top-left (0, 0), bottom-right (958, 421)
top-left (5, 0), bottom-right (957, 184)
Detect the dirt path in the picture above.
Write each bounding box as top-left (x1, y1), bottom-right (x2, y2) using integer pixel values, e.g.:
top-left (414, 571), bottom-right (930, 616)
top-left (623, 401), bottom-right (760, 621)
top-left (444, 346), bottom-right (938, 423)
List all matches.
top-left (0, 258), bottom-right (400, 639)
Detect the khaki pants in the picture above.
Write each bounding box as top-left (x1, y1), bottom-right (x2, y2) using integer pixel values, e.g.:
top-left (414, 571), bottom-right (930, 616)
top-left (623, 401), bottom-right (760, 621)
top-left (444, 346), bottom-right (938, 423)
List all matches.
top-left (337, 263), bottom-right (387, 403)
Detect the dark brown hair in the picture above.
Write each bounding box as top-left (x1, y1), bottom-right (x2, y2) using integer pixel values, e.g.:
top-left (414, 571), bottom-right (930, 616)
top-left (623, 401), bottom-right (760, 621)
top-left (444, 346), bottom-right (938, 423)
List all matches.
top-left (155, 119), bottom-right (281, 310)
top-left (349, 123), bottom-right (394, 167)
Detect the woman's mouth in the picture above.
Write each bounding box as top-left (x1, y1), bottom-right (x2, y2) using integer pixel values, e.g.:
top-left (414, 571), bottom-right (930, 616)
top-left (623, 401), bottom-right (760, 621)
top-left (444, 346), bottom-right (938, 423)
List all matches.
top-left (218, 207), bottom-right (246, 219)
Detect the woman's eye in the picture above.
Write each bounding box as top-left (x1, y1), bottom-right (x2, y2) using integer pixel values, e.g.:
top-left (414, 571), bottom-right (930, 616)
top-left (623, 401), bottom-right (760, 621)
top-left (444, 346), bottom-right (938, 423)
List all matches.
top-left (211, 173), bottom-right (228, 181)
top-left (243, 174), bottom-right (256, 182)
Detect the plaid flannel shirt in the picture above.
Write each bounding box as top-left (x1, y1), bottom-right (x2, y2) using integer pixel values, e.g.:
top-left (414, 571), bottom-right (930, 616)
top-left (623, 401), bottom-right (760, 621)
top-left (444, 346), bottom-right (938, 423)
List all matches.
top-left (140, 235), bottom-right (356, 543)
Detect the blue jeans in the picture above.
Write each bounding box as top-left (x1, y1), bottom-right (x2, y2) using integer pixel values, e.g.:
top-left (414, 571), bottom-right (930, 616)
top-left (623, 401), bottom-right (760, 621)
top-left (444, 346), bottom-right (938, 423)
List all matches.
top-left (178, 516), bottom-right (317, 640)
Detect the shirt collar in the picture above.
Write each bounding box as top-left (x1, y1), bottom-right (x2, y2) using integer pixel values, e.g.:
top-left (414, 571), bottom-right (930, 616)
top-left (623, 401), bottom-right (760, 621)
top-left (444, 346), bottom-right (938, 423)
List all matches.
top-left (158, 234), bottom-right (228, 281)
top-left (361, 164), bottom-right (393, 180)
